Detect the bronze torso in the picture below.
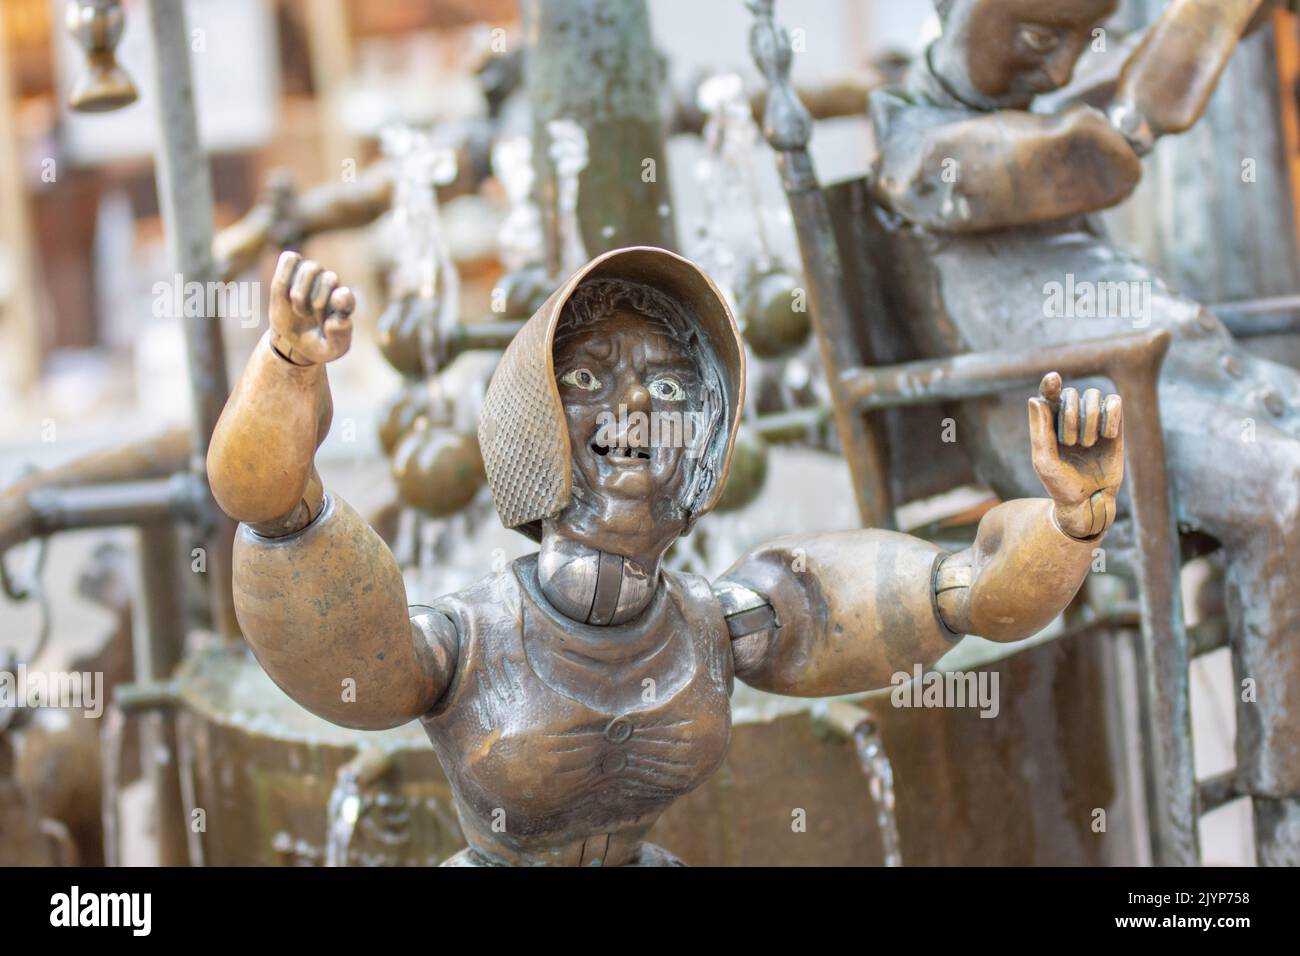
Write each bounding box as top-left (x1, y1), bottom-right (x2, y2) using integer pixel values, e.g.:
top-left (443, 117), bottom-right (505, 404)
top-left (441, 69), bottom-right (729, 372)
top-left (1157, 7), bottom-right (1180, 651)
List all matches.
top-left (420, 555), bottom-right (734, 866)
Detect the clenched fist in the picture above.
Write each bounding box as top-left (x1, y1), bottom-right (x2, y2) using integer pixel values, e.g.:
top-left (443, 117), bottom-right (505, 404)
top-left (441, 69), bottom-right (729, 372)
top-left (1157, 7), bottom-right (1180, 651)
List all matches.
top-left (1028, 372), bottom-right (1124, 540)
top-left (269, 250), bottom-right (356, 366)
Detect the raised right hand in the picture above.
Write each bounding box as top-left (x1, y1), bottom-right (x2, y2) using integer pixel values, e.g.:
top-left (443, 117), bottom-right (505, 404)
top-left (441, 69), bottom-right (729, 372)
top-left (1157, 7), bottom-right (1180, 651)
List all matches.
top-left (269, 250), bottom-right (356, 366)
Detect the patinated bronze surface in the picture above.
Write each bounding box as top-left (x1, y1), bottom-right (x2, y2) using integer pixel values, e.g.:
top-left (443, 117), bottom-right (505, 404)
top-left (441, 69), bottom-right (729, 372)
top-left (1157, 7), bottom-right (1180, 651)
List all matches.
top-left (207, 245), bottom-right (1125, 866)
top-left (867, 0), bottom-right (1300, 864)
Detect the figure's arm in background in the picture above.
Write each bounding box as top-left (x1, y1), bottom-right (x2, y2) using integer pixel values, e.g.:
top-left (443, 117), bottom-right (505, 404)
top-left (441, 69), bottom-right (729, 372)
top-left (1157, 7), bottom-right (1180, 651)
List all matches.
top-left (715, 375), bottom-right (1124, 697)
top-left (869, 95), bottom-right (1144, 233)
top-left (208, 252), bottom-right (457, 729)
top-left (1109, 0), bottom-right (1266, 154)
top-left (213, 163), bottom-right (394, 283)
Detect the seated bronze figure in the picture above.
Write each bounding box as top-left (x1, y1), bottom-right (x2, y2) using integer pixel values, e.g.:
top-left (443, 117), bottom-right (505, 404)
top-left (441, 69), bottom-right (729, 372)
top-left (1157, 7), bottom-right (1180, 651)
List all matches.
top-left (207, 246), bottom-right (1123, 866)
top-left (867, 0), bottom-right (1299, 861)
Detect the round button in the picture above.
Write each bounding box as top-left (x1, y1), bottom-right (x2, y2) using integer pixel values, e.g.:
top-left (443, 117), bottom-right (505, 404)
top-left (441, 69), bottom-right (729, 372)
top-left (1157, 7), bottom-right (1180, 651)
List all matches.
top-left (600, 751), bottom-right (628, 775)
top-left (595, 784), bottom-right (620, 805)
top-left (604, 716), bottom-right (633, 744)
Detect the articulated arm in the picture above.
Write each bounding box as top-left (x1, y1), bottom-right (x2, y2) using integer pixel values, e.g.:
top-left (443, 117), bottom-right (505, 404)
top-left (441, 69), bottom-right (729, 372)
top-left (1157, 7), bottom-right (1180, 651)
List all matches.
top-left (208, 252), bottom-right (457, 729)
top-left (213, 162), bottom-right (394, 283)
top-left (716, 375), bottom-right (1123, 697)
top-left (1110, 0), bottom-right (1265, 153)
top-left (932, 498), bottom-right (1099, 640)
top-left (715, 499), bottom-right (1099, 697)
top-left (715, 528), bottom-right (953, 698)
top-left (869, 92), bottom-right (1142, 232)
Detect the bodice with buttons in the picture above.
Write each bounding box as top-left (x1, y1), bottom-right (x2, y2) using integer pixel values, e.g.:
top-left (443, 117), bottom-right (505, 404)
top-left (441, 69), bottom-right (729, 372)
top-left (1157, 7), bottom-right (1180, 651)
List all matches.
top-left (421, 555), bottom-right (734, 866)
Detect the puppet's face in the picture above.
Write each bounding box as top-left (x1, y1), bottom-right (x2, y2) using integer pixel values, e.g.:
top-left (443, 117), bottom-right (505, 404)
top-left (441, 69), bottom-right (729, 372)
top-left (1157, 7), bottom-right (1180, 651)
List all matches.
top-left (935, 0), bottom-right (1116, 108)
top-left (551, 310), bottom-right (706, 562)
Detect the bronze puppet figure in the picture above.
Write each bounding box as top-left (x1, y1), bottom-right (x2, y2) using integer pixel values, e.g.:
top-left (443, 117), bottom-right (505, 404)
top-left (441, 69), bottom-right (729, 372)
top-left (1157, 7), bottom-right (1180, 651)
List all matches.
top-left (207, 246), bottom-right (1124, 866)
top-left (867, 0), bottom-right (1300, 863)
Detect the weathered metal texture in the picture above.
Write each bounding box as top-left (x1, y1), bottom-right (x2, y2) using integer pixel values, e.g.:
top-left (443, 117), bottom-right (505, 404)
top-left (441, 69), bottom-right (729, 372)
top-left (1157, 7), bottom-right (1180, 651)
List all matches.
top-left (422, 559), bottom-right (734, 867)
top-left (133, 522), bottom-right (189, 867)
top-left (655, 638), bottom-right (1128, 865)
top-left (521, 0), bottom-right (677, 261)
top-left (1108, 7), bottom-right (1300, 864)
top-left (169, 646), bottom-right (464, 867)
top-left (143, 639), bottom-right (1129, 866)
top-left (749, 0), bottom-right (1195, 865)
top-left (747, 2), bottom-right (894, 529)
top-left (1109, 3), bottom-right (1300, 325)
top-left (859, 0), bottom-right (1300, 866)
top-left (652, 706), bottom-right (888, 865)
top-left (0, 427), bottom-right (190, 553)
top-left (855, 199), bottom-right (1194, 866)
top-left (872, 634), bottom-right (1128, 864)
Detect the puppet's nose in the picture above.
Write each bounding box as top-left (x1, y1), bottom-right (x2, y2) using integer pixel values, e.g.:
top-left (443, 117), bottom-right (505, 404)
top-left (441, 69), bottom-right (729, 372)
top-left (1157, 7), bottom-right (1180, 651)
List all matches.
top-left (620, 380), bottom-right (651, 415)
top-left (1044, 50), bottom-right (1076, 89)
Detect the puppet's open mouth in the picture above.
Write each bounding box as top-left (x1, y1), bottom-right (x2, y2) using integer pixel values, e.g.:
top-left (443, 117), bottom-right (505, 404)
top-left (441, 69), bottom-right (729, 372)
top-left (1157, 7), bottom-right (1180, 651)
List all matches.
top-left (591, 442), bottom-right (651, 464)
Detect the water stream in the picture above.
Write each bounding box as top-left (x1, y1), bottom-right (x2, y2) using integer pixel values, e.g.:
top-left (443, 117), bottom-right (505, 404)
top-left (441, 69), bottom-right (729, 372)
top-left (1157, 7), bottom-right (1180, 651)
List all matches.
top-left (99, 704), bottom-right (125, 868)
top-left (852, 721), bottom-right (903, 867)
top-left (324, 766), bottom-right (363, 867)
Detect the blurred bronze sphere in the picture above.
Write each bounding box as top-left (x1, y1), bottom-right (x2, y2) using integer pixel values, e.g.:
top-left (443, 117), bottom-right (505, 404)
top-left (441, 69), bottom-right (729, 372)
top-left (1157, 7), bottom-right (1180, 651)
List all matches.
top-left (391, 425), bottom-right (486, 518)
top-left (741, 269), bottom-right (811, 360)
top-left (714, 425), bottom-right (768, 513)
top-left (377, 295), bottom-right (437, 377)
top-left (377, 386), bottom-right (437, 457)
top-left (494, 266), bottom-right (556, 319)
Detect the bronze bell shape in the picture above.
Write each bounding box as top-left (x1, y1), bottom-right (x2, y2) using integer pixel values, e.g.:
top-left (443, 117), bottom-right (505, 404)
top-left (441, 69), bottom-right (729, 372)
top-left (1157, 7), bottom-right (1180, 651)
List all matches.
top-left (65, 0), bottom-right (139, 114)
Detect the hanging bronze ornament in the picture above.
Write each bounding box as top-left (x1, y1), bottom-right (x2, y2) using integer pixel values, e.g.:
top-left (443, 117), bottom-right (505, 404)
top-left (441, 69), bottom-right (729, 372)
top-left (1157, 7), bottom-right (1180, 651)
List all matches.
top-left (390, 422), bottom-right (486, 519)
top-left (739, 266), bottom-right (811, 360)
top-left (65, 0), bottom-right (139, 113)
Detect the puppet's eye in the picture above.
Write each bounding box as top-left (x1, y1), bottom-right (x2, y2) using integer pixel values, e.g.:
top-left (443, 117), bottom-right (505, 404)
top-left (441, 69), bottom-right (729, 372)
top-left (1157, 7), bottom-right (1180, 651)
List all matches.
top-left (648, 376), bottom-right (686, 401)
top-left (560, 368), bottom-right (601, 390)
top-left (1018, 24), bottom-right (1059, 54)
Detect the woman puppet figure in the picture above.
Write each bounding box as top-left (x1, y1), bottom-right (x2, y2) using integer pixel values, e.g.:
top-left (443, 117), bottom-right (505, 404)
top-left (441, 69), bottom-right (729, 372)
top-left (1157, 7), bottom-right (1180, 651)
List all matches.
top-left (208, 246), bottom-right (1124, 866)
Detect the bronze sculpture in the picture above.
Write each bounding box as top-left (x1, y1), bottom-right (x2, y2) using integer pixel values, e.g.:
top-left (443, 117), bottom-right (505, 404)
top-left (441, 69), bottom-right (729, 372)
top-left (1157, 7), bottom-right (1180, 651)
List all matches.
top-left (206, 246), bottom-right (1124, 866)
top-left (866, 0), bottom-right (1299, 863)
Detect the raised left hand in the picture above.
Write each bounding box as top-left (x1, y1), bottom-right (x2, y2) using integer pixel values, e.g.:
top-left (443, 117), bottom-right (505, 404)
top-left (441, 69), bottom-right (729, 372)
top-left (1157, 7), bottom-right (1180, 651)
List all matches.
top-left (1028, 372), bottom-right (1124, 539)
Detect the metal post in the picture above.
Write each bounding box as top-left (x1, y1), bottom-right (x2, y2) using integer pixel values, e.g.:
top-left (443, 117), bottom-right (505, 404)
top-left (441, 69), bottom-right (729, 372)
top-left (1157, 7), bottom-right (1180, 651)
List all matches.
top-left (137, 0), bottom-right (243, 864)
top-left (134, 522), bottom-right (189, 866)
top-left (1107, 356), bottom-right (1199, 867)
top-left (143, 0), bottom-right (238, 642)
